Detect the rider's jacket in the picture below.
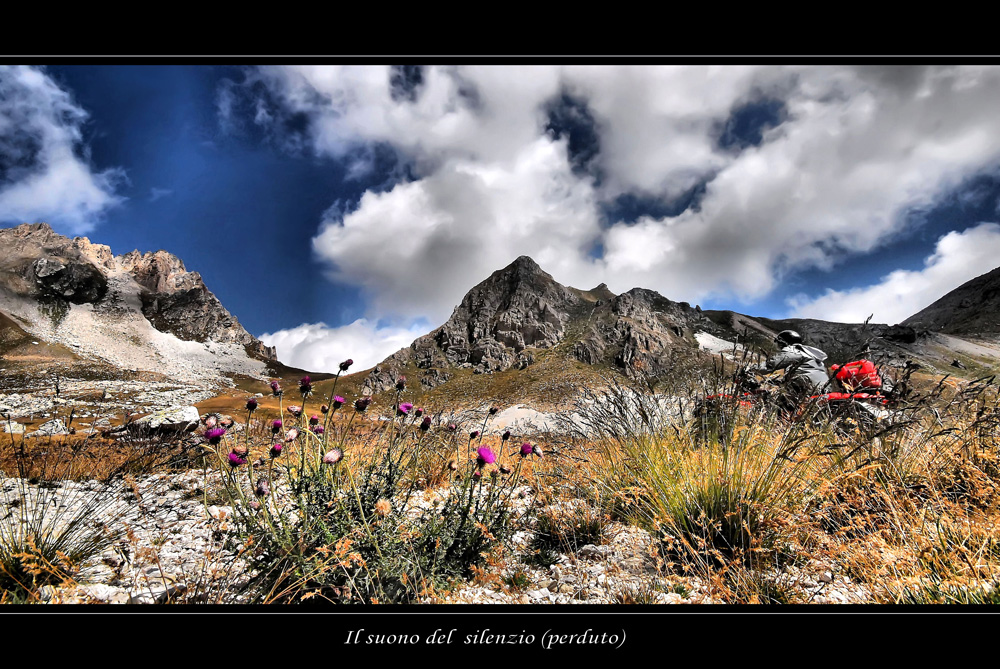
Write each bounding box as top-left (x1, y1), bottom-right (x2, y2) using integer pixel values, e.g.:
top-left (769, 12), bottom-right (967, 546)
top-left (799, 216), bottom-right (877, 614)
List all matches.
top-left (758, 344), bottom-right (830, 394)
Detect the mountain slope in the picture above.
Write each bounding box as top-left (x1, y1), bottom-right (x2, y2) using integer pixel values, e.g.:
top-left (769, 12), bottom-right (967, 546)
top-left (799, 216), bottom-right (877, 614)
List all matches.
top-left (0, 223), bottom-right (274, 388)
top-left (902, 266), bottom-right (1000, 337)
top-left (361, 256), bottom-right (1000, 404)
top-left (362, 256), bottom-right (748, 398)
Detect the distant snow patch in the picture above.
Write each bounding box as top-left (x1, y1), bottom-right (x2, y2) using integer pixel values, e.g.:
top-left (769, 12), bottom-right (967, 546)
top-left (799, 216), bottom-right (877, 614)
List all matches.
top-left (695, 331), bottom-right (741, 356)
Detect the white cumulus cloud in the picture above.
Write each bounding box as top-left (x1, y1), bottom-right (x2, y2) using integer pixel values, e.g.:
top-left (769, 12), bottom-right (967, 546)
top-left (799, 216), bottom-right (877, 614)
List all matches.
top-left (788, 222), bottom-right (1000, 324)
top-left (244, 64), bottom-right (1000, 333)
top-left (259, 319), bottom-right (429, 373)
top-left (0, 66), bottom-right (125, 234)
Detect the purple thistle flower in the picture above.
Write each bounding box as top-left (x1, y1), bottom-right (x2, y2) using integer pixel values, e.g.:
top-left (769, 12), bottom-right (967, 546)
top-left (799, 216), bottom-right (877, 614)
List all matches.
top-left (204, 415), bottom-right (218, 428)
top-left (299, 376), bottom-right (312, 395)
top-left (228, 452), bottom-right (246, 467)
top-left (476, 447), bottom-right (496, 468)
top-left (204, 427), bottom-right (227, 445)
top-left (271, 419), bottom-right (283, 433)
top-left (420, 416), bottom-right (432, 432)
top-left (269, 443), bottom-right (282, 458)
top-left (323, 448), bottom-right (343, 464)
top-left (321, 404), bottom-right (329, 414)
top-left (270, 381), bottom-right (282, 397)
top-left (246, 398), bottom-right (258, 412)
top-left (395, 376), bottom-right (406, 391)
top-left (354, 397), bottom-right (372, 413)
top-left (470, 430), bottom-right (480, 440)
top-left (397, 402), bottom-right (413, 416)
top-left (333, 396), bottom-right (345, 409)
top-left (255, 479), bottom-right (270, 498)
top-left (415, 407), bottom-right (424, 418)
top-left (472, 470), bottom-right (482, 480)
top-left (285, 428), bottom-right (299, 442)
top-left (287, 405), bottom-right (302, 417)
top-left (448, 423), bottom-right (457, 432)
top-left (339, 359), bottom-right (353, 372)
top-left (309, 414), bottom-right (320, 425)
top-left (520, 442), bottom-right (533, 458)
top-left (311, 425), bottom-right (325, 435)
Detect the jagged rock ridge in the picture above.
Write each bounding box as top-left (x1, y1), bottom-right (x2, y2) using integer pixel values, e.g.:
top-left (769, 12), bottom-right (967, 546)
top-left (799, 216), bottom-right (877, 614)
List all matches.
top-left (363, 255), bottom-right (1000, 395)
top-left (362, 256), bottom-right (730, 394)
top-left (117, 249), bottom-right (274, 358)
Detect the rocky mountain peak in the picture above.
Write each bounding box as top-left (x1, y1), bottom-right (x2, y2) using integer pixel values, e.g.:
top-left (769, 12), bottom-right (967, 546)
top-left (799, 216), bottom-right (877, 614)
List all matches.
top-left (0, 223), bottom-right (276, 368)
top-left (362, 257), bottom-right (723, 393)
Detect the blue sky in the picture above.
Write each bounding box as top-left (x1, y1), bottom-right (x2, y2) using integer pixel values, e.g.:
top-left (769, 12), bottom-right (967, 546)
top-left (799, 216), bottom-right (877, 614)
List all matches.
top-left (2, 64), bottom-right (1000, 372)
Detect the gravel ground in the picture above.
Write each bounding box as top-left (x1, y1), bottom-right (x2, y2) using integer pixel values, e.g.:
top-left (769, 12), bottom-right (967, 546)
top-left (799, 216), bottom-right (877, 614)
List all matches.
top-left (1, 471), bottom-right (873, 605)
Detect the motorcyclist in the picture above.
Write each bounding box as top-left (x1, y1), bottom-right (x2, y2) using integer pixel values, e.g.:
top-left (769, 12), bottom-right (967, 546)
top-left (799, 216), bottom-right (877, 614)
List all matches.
top-left (753, 330), bottom-right (831, 397)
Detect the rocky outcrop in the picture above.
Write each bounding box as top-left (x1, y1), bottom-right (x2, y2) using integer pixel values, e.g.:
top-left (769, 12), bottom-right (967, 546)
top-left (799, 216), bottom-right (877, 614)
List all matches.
top-left (118, 406), bottom-right (201, 436)
top-left (118, 249), bottom-right (271, 355)
top-left (433, 256), bottom-right (583, 372)
top-left (572, 287), bottom-right (717, 378)
top-left (32, 258), bottom-right (108, 304)
top-left (0, 223), bottom-right (110, 305)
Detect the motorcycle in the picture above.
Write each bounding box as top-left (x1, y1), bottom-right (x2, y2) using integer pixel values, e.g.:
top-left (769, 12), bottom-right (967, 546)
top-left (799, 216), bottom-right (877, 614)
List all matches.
top-left (692, 371), bottom-right (896, 443)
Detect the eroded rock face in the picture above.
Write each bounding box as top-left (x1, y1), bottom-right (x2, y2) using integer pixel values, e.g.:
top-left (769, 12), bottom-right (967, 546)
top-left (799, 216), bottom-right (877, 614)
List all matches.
top-left (573, 287), bottom-right (714, 378)
top-left (32, 258), bottom-right (108, 304)
top-left (0, 224), bottom-right (110, 305)
top-left (434, 256), bottom-right (582, 372)
top-left (363, 257), bottom-right (587, 393)
top-left (118, 249), bottom-right (268, 353)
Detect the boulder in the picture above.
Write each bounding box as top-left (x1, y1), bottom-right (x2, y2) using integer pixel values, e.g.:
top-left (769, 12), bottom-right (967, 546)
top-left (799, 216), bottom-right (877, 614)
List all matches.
top-left (25, 418), bottom-right (68, 438)
top-left (126, 406), bottom-right (201, 434)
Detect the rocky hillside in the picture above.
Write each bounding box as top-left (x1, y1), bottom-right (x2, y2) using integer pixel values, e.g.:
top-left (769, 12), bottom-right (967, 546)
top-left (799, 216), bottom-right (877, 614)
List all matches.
top-left (362, 256), bottom-right (1000, 398)
top-left (903, 265), bottom-right (1000, 338)
top-left (0, 223), bottom-right (274, 387)
top-left (364, 257), bottom-right (747, 395)
top-left (117, 248), bottom-right (274, 358)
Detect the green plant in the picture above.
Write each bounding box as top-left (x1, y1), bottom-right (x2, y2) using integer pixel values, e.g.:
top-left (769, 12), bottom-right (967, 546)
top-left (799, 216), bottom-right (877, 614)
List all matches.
top-left (530, 501), bottom-right (608, 556)
top-left (0, 476), bottom-right (125, 600)
top-left (219, 379), bottom-right (539, 604)
top-left (504, 569), bottom-right (531, 590)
